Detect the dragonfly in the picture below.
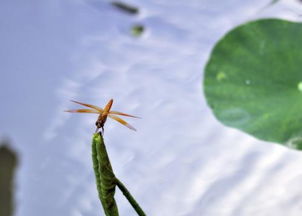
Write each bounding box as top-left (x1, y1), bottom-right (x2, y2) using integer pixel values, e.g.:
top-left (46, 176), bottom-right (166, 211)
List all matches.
top-left (65, 99), bottom-right (139, 133)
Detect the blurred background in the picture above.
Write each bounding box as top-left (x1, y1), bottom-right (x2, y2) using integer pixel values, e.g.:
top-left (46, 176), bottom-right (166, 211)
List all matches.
top-left (1, 0), bottom-right (302, 215)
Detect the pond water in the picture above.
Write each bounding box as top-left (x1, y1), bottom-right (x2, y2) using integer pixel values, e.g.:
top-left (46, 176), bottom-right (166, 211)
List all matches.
top-left (1, 0), bottom-right (302, 215)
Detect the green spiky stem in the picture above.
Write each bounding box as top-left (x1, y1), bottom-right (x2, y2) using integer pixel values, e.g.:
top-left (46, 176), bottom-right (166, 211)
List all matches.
top-left (92, 132), bottom-right (146, 216)
top-left (92, 137), bottom-right (104, 206)
top-left (116, 178), bottom-right (146, 216)
top-left (92, 133), bottom-right (119, 216)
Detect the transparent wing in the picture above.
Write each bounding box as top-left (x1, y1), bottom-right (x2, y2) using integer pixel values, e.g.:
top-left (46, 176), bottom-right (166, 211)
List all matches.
top-left (109, 111), bottom-right (140, 118)
top-left (70, 100), bottom-right (104, 112)
top-left (65, 109), bottom-right (100, 114)
top-left (108, 114), bottom-right (136, 131)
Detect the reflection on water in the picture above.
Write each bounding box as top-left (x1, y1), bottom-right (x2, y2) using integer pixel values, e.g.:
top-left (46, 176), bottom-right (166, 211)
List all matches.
top-left (0, 143), bottom-right (18, 216)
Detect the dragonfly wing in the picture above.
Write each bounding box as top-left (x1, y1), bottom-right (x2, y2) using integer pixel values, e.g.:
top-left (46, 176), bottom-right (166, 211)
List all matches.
top-left (70, 100), bottom-right (104, 112)
top-left (65, 109), bottom-right (100, 114)
top-left (109, 110), bottom-right (140, 118)
top-left (108, 114), bottom-right (136, 131)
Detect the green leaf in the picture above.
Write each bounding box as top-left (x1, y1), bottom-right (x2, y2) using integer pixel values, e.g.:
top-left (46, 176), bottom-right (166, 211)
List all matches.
top-left (204, 19), bottom-right (302, 150)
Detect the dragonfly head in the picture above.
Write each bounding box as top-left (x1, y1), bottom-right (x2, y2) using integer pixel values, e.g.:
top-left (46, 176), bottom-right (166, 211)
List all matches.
top-left (96, 121), bottom-right (102, 128)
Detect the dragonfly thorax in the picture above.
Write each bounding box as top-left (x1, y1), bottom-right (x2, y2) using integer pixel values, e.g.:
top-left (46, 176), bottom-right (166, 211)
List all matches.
top-left (96, 115), bottom-right (108, 128)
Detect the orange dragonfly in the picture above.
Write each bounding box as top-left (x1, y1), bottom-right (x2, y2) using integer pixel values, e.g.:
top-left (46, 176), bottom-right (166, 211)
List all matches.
top-left (65, 99), bottom-right (139, 133)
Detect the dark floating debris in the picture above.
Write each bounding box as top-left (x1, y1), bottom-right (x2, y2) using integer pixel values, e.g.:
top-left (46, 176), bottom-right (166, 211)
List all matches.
top-left (111, 1), bottom-right (139, 15)
top-left (131, 24), bottom-right (144, 37)
top-left (0, 144), bottom-right (18, 216)
top-left (270, 0), bottom-right (279, 4)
